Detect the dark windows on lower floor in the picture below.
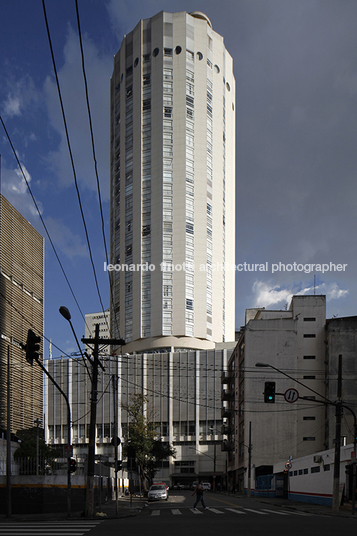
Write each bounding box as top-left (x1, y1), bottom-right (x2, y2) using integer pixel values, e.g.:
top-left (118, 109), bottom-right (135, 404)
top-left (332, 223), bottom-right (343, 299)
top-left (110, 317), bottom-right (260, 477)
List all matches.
top-left (311, 466), bottom-right (320, 473)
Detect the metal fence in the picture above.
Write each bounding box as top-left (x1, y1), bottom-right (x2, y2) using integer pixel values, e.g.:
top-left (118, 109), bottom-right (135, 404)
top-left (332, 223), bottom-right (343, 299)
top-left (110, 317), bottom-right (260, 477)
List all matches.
top-left (0, 455), bottom-right (85, 476)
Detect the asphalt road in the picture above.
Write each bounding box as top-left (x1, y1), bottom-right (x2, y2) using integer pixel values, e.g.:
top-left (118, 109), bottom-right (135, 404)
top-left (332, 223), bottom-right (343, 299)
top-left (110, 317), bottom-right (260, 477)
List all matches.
top-left (0, 492), bottom-right (355, 536)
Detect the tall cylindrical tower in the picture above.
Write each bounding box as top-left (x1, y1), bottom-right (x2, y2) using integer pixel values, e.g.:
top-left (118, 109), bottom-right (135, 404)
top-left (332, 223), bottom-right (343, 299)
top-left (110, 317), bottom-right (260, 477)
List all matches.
top-left (110, 11), bottom-right (235, 353)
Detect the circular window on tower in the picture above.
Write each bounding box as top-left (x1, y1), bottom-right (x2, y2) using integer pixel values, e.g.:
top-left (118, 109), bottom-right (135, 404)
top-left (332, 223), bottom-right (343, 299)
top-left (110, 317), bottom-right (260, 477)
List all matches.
top-left (197, 51), bottom-right (203, 60)
top-left (153, 47), bottom-right (160, 57)
top-left (214, 64), bottom-right (220, 73)
top-left (134, 57), bottom-right (139, 67)
top-left (175, 45), bottom-right (182, 54)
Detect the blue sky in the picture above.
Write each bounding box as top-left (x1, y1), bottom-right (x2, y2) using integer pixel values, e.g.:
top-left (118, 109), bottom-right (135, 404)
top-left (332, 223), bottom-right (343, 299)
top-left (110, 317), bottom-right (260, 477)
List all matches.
top-left (1, 0), bottom-right (356, 357)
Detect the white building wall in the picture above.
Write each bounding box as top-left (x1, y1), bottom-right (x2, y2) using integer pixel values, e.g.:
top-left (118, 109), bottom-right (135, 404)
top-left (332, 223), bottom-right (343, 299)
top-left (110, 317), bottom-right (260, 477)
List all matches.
top-left (84, 309), bottom-right (110, 356)
top-left (242, 296), bottom-right (327, 487)
top-left (274, 443), bottom-right (354, 506)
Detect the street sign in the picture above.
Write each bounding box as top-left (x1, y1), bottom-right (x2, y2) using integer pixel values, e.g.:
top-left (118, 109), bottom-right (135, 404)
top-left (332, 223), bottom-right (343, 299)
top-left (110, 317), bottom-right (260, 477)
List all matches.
top-left (285, 462), bottom-right (292, 470)
top-left (284, 388), bottom-right (299, 403)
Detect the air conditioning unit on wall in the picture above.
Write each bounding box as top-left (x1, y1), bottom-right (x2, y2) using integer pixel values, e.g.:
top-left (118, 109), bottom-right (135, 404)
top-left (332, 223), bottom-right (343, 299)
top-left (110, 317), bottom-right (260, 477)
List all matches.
top-left (313, 455), bottom-right (322, 463)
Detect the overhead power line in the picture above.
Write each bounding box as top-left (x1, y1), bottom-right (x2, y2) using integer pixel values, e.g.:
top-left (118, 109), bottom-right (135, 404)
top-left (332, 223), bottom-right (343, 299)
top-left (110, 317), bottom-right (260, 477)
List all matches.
top-left (0, 115), bottom-right (90, 334)
top-left (74, 0), bottom-right (119, 339)
top-left (42, 0), bottom-right (108, 334)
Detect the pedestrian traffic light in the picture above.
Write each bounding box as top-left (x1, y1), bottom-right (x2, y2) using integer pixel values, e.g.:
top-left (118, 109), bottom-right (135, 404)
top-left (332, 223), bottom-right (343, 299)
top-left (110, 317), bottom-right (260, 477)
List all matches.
top-left (264, 381), bottom-right (276, 403)
top-left (25, 329), bottom-right (41, 365)
top-left (116, 460), bottom-right (123, 471)
top-left (69, 458), bottom-right (77, 473)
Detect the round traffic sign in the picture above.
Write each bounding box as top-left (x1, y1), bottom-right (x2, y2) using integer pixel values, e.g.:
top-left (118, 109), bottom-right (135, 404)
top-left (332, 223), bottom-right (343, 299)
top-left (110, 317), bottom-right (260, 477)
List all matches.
top-left (285, 462), bottom-right (292, 470)
top-left (284, 388), bottom-right (299, 403)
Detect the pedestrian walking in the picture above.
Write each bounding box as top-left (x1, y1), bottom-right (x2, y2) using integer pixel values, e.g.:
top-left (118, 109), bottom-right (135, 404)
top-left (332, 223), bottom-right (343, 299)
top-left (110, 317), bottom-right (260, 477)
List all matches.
top-left (192, 481), bottom-right (209, 510)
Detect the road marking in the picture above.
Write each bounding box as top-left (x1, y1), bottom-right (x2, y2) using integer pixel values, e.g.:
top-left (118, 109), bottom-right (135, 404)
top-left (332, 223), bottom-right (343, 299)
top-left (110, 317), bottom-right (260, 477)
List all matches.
top-left (171, 509), bottom-right (182, 515)
top-left (288, 511), bottom-right (312, 516)
top-left (190, 508), bottom-right (203, 514)
top-left (225, 508), bottom-right (246, 514)
top-left (243, 508), bottom-right (269, 515)
top-left (261, 509), bottom-right (290, 515)
top-left (213, 497), bottom-right (245, 508)
top-left (151, 510), bottom-right (161, 516)
top-left (208, 508), bottom-right (224, 514)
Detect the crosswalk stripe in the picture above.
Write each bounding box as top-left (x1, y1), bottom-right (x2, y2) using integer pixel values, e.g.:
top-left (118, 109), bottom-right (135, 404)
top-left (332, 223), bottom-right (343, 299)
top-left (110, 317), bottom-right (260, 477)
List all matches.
top-left (261, 509), bottom-right (290, 516)
top-left (171, 509), bottom-right (182, 515)
top-left (190, 508), bottom-right (203, 514)
top-left (243, 508), bottom-right (269, 515)
top-left (151, 510), bottom-right (161, 516)
top-left (208, 508), bottom-right (224, 514)
top-left (289, 511), bottom-right (312, 516)
top-left (225, 508), bottom-right (246, 514)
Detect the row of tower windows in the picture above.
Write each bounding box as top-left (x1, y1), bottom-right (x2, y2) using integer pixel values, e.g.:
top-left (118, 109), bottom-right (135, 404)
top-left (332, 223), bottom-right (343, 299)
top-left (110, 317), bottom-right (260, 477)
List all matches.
top-left (115, 56), bottom-right (231, 95)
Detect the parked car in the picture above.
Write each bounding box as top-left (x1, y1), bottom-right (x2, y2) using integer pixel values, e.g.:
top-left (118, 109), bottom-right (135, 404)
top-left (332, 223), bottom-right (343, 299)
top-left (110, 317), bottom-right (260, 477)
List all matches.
top-left (154, 482), bottom-right (170, 491)
top-left (202, 482), bottom-right (211, 491)
top-left (148, 484), bottom-right (168, 501)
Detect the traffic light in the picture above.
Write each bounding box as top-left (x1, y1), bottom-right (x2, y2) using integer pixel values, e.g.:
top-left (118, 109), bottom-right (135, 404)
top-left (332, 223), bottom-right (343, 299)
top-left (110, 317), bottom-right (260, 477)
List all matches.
top-left (25, 329), bottom-right (41, 365)
top-left (116, 460), bottom-right (123, 471)
top-left (264, 381), bottom-right (276, 403)
top-left (69, 458), bottom-right (77, 473)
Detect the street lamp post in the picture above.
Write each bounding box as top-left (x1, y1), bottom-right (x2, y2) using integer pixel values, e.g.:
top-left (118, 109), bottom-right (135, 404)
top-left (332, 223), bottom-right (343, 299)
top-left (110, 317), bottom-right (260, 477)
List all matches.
top-left (60, 306), bottom-right (125, 517)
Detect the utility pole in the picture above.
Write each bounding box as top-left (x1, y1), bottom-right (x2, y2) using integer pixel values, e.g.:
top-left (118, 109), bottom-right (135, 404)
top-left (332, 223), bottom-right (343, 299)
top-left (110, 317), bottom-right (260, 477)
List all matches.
top-left (112, 374), bottom-right (119, 516)
top-left (82, 326), bottom-right (125, 517)
top-left (85, 323), bottom-right (100, 518)
top-left (247, 421), bottom-right (252, 498)
top-left (332, 354), bottom-right (342, 514)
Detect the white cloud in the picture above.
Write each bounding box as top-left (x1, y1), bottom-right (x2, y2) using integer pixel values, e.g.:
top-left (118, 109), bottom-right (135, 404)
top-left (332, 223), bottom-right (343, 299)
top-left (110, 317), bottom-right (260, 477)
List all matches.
top-left (1, 163), bottom-right (42, 220)
top-left (252, 281), bottom-right (292, 308)
top-left (252, 280), bottom-right (349, 309)
top-left (325, 282), bottom-right (349, 301)
top-left (3, 95), bottom-right (21, 117)
top-left (44, 217), bottom-right (88, 259)
top-left (1, 75), bottom-right (40, 118)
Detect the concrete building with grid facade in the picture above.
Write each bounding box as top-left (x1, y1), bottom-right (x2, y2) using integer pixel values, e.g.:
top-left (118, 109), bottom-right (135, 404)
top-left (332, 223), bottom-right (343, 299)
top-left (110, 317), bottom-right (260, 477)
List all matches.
top-left (0, 194), bottom-right (44, 434)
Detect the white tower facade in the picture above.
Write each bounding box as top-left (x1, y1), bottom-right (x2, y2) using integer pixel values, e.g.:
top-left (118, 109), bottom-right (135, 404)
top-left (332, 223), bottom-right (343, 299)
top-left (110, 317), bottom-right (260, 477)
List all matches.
top-left (110, 11), bottom-right (236, 353)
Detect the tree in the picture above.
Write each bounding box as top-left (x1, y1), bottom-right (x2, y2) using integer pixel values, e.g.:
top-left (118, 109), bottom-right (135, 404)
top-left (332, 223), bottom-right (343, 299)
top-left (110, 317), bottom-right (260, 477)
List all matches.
top-left (122, 394), bottom-right (176, 493)
top-left (14, 427), bottom-right (61, 474)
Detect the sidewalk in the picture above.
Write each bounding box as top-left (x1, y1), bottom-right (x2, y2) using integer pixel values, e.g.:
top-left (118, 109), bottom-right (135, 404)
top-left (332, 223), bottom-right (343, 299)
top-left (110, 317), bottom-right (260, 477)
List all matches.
top-left (0, 495), bottom-right (146, 522)
top-left (94, 495), bottom-right (146, 519)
